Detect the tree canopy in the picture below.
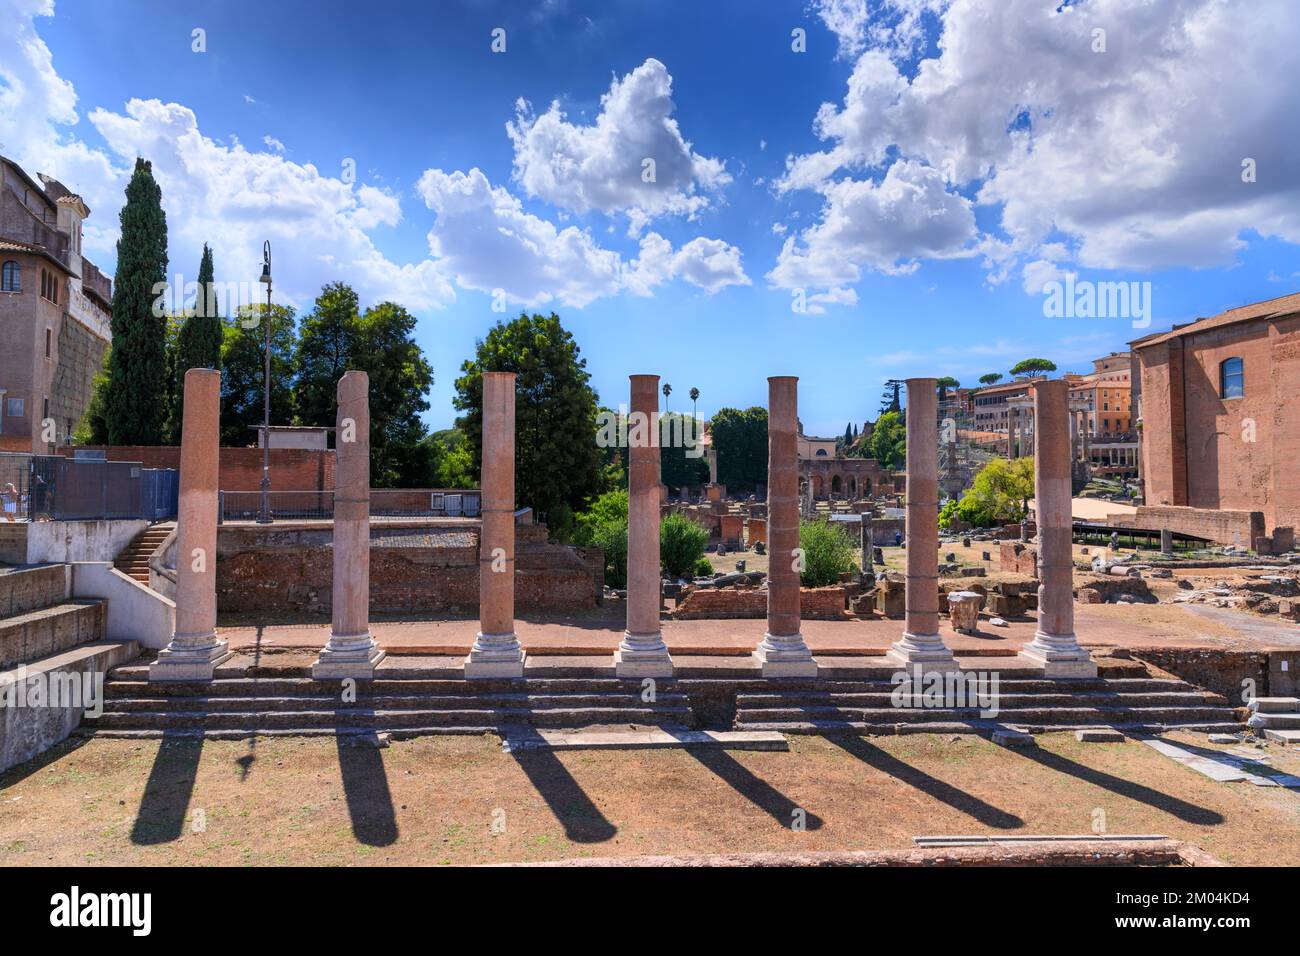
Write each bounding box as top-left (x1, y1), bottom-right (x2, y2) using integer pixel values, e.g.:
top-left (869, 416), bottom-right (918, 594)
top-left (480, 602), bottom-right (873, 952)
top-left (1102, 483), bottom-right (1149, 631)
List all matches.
top-left (1010, 358), bottom-right (1057, 377)
top-left (864, 410), bottom-right (906, 470)
top-left (708, 406), bottom-right (768, 492)
top-left (954, 456), bottom-right (1035, 527)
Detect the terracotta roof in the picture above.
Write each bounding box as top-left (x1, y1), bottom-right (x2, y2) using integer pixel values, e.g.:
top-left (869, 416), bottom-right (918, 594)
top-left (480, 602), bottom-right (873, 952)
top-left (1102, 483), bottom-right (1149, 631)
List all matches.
top-left (0, 237), bottom-right (75, 275)
top-left (1131, 291), bottom-right (1300, 350)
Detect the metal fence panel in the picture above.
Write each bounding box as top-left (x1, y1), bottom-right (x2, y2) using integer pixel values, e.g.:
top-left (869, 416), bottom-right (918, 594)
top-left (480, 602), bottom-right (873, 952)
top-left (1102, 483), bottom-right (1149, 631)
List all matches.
top-left (140, 468), bottom-right (180, 520)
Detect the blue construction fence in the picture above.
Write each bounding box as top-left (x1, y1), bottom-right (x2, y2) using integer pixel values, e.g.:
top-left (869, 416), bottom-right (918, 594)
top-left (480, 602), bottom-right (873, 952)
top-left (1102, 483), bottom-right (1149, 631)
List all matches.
top-left (0, 453), bottom-right (178, 521)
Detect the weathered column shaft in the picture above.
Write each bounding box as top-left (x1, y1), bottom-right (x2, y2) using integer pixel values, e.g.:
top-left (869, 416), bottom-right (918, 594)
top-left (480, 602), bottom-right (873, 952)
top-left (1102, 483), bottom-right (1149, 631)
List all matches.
top-left (313, 371), bottom-right (384, 678)
top-left (466, 371), bottom-right (524, 677)
top-left (753, 377), bottom-right (815, 676)
top-left (332, 371), bottom-right (371, 642)
top-left (766, 377), bottom-right (800, 638)
top-left (150, 368), bottom-right (230, 680)
top-left (616, 375), bottom-right (672, 676)
top-left (887, 378), bottom-right (956, 670)
top-left (1021, 379), bottom-right (1095, 677)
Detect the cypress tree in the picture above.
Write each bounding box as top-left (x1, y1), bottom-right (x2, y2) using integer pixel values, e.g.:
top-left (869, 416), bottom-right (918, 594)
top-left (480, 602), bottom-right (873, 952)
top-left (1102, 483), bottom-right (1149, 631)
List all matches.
top-left (165, 244), bottom-right (223, 442)
top-left (106, 158), bottom-right (169, 445)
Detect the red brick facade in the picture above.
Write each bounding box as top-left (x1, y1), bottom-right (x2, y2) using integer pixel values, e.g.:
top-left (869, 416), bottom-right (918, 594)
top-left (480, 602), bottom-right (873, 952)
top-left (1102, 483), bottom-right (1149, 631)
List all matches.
top-left (1133, 294), bottom-right (1300, 536)
top-left (64, 445), bottom-right (335, 492)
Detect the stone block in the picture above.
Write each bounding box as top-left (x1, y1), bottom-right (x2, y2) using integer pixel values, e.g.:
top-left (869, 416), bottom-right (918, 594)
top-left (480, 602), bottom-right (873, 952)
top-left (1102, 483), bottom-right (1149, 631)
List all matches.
top-left (1076, 728), bottom-right (1126, 742)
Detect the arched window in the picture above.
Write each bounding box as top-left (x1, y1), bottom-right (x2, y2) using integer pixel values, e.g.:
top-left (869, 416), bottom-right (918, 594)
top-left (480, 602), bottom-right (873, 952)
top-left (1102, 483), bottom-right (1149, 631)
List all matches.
top-left (1220, 357), bottom-right (1244, 399)
top-left (815, 448), bottom-right (828, 457)
top-left (1, 260), bottom-right (20, 293)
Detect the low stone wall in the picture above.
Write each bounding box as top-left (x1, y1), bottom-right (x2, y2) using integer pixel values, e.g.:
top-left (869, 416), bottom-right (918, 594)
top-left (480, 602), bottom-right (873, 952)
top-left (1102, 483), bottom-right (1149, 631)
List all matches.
top-left (23, 519), bottom-right (148, 565)
top-left (1107, 505), bottom-right (1265, 550)
top-left (1131, 648), bottom-right (1266, 703)
top-left (214, 521), bottom-right (600, 615)
top-left (673, 586), bottom-right (846, 620)
top-left (0, 564), bottom-right (67, 616)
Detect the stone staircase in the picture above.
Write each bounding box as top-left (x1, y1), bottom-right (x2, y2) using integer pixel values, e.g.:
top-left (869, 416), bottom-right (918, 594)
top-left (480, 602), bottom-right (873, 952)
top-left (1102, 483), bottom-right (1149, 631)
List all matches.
top-left (113, 522), bottom-right (174, 585)
top-left (733, 677), bottom-right (1243, 735)
top-left (1247, 697), bottom-right (1300, 744)
top-left (0, 564), bottom-right (139, 771)
top-left (83, 670), bottom-right (695, 739)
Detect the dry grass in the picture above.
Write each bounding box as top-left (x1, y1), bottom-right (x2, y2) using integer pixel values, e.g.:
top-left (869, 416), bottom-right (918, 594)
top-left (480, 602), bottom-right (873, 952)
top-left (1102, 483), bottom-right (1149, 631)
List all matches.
top-left (2, 731), bottom-right (1298, 866)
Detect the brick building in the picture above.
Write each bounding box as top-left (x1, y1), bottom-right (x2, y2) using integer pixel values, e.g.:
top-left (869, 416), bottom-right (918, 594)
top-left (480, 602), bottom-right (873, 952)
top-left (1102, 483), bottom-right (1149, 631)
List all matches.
top-left (0, 157), bottom-right (112, 453)
top-left (1131, 291), bottom-right (1300, 537)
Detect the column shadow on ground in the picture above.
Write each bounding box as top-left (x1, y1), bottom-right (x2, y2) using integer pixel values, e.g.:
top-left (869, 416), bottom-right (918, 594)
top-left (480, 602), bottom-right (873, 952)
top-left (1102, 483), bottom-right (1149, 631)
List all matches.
top-left (335, 734), bottom-right (399, 847)
top-left (682, 746), bottom-right (824, 831)
top-left (1008, 742), bottom-right (1225, 825)
top-left (826, 734), bottom-right (1024, 830)
top-left (507, 743), bottom-right (618, 843)
top-left (130, 731), bottom-right (204, 845)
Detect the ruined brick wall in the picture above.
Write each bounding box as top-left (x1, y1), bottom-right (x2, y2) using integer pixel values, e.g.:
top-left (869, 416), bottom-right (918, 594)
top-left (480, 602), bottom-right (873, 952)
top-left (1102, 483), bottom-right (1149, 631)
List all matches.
top-left (214, 522), bottom-right (596, 614)
top-left (1132, 648), bottom-right (1265, 703)
top-left (673, 585), bottom-right (845, 620)
top-left (999, 541), bottom-right (1038, 574)
top-left (48, 317), bottom-right (109, 446)
top-left (67, 445), bottom-right (335, 492)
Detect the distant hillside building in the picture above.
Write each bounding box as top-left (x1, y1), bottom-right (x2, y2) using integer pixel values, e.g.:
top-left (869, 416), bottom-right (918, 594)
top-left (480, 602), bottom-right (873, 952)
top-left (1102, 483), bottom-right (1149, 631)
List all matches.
top-left (0, 156), bottom-right (112, 453)
top-left (1131, 292), bottom-right (1300, 542)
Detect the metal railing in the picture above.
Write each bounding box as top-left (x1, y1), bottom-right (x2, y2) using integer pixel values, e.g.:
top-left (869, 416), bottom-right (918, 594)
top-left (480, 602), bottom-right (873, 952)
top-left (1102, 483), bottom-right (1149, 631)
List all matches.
top-left (218, 488), bottom-right (482, 523)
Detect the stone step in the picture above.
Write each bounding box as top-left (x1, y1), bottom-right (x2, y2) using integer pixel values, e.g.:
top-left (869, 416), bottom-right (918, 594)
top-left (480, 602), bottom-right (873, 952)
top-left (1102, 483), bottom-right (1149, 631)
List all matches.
top-left (99, 692), bottom-right (691, 713)
top-left (735, 720), bottom-right (1245, 736)
top-left (0, 565), bottom-right (67, 618)
top-left (735, 705), bottom-right (1238, 725)
top-left (103, 675), bottom-right (685, 696)
top-left (84, 705), bottom-right (692, 731)
top-left (0, 600), bottom-right (105, 670)
top-left (79, 726), bottom-right (500, 740)
top-left (736, 691), bottom-right (1228, 708)
top-left (1248, 697), bottom-right (1300, 713)
top-left (1247, 712), bottom-right (1300, 729)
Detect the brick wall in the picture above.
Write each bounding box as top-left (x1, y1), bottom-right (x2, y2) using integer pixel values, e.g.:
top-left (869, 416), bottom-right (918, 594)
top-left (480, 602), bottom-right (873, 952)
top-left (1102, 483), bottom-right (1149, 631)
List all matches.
top-left (66, 445), bottom-right (335, 491)
top-left (673, 585), bottom-right (846, 620)
top-left (999, 540), bottom-right (1038, 574)
top-left (214, 521), bottom-right (598, 614)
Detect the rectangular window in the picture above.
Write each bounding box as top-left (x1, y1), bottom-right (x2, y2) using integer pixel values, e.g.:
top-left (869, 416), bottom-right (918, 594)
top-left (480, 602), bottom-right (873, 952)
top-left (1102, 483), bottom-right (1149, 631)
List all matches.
top-left (1221, 358), bottom-right (1245, 399)
top-left (5, 398), bottom-right (24, 419)
top-left (44, 328), bottom-right (52, 358)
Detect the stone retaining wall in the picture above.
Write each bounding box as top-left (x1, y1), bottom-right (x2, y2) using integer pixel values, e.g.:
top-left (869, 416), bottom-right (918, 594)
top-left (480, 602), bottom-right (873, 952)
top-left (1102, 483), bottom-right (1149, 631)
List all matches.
top-left (673, 586), bottom-right (846, 620)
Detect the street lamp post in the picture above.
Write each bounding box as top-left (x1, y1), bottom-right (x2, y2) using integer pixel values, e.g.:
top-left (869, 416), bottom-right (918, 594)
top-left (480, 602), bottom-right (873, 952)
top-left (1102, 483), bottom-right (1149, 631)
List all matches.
top-left (257, 241), bottom-right (273, 525)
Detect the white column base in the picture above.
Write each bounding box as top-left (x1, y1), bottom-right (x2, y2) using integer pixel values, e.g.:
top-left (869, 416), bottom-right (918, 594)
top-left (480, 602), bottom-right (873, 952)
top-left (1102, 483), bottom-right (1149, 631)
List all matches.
top-left (614, 632), bottom-right (673, 678)
top-left (886, 633), bottom-right (959, 673)
top-left (753, 633), bottom-right (818, 678)
top-left (312, 634), bottom-right (386, 679)
top-left (1019, 635), bottom-right (1097, 679)
top-left (465, 632), bottom-right (526, 679)
top-left (149, 637), bottom-right (233, 682)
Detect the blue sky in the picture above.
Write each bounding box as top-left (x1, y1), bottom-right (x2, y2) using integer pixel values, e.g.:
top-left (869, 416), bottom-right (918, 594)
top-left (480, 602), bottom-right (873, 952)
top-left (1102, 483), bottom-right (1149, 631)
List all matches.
top-left (6, 0), bottom-right (1299, 436)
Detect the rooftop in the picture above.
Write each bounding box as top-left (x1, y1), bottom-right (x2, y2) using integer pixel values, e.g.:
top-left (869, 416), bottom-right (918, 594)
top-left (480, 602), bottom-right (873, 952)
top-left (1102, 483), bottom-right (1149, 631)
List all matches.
top-left (1131, 291), bottom-right (1300, 350)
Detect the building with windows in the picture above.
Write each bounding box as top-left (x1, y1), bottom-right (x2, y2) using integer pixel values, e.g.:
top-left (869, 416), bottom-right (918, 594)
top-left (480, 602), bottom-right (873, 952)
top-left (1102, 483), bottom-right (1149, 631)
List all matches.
top-left (0, 157), bottom-right (112, 453)
top-left (1131, 292), bottom-right (1300, 535)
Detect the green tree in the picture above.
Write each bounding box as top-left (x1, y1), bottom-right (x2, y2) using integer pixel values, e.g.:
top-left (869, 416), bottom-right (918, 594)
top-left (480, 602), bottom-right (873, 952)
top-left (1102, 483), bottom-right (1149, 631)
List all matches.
top-left (219, 305), bottom-right (297, 446)
top-left (937, 376), bottom-right (960, 403)
top-left (105, 157), bottom-right (169, 445)
top-left (453, 312), bottom-right (603, 516)
top-left (574, 488), bottom-right (629, 587)
top-left (978, 372), bottom-right (1003, 386)
top-left (956, 456), bottom-right (1035, 527)
top-left (75, 348), bottom-right (112, 445)
top-left (660, 512), bottom-right (709, 578)
top-left (293, 282), bottom-right (362, 431)
top-left (431, 429), bottom-right (475, 488)
top-left (354, 301), bottom-right (435, 487)
top-left (659, 412), bottom-right (709, 491)
top-left (865, 410), bottom-right (906, 469)
top-left (1010, 358), bottom-right (1057, 377)
top-left (799, 519), bottom-right (858, 587)
top-left (708, 406), bottom-right (768, 491)
top-left (165, 243), bottom-right (224, 443)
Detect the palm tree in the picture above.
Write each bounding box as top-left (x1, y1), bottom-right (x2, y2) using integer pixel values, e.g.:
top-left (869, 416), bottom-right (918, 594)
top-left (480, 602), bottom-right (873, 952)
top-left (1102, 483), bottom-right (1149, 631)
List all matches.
top-left (662, 382), bottom-right (672, 414)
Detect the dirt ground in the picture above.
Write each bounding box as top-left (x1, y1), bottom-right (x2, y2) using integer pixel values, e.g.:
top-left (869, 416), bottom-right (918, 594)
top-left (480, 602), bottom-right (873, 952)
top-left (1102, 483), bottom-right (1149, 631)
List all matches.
top-left (3, 730), bottom-right (1298, 866)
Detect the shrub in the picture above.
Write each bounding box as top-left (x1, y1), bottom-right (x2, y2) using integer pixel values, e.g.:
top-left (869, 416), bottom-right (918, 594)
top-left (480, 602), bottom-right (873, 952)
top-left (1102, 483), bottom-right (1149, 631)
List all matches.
top-left (660, 513), bottom-right (709, 579)
top-left (798, 519), bottom-right (858, 587)
top-left (938, 498), bottom-right (958, 531)
top-left (693, 556), bottom-right (714, 577)
top-left (574, 489), bottom-right (629, 587)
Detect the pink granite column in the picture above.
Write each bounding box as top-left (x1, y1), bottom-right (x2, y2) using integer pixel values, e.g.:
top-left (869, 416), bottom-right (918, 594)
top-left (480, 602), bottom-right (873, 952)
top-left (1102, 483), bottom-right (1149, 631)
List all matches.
top-left (887, 378), bottom-right (957, 672)
top-left (754, 376), bottom-right (816, 676)
top-left (313, 371), bottom-right (384, 678)
top-left (150, 368), bottom-right (231, 680)
top-left (466, 371), bottom-right (525, 678)
top-left (1020, 380), bottom-right (1096, 677)
top-left (616, 374), bottom-right (673, 677)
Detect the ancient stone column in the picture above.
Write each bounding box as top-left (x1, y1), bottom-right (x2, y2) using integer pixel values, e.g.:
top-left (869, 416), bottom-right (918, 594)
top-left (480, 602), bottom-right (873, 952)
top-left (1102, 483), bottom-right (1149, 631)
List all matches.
top-left (466, 371), bottom-right (526, 678)
top-left (754, 376), bottom-right (817, 677)
top-left (150, 369), bottom-right (232, 681)
top-left (887, 378), bottom-right (957, 672)
top-left (1020, 379), bottom-right (1096, 678)
top-left (313, 371), bottom-right (384, 679)
top-left (616, 374), bottom-right (673, 677)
